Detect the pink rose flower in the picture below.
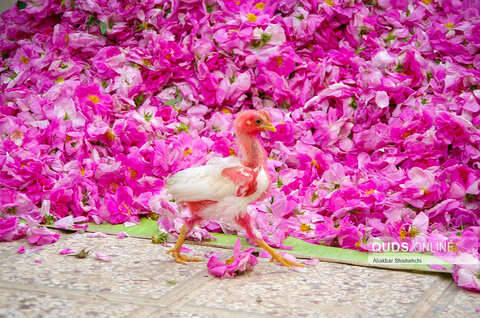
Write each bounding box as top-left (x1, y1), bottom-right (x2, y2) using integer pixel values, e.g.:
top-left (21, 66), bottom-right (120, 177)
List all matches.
top-left (27, 227), bottom-right (60, 246)
top-left (207, 238), bottom-right (258, 278)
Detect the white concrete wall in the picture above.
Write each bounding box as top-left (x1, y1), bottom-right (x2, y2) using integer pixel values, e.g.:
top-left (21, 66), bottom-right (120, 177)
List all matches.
top-left (0, 0), bottom-right (16, 14)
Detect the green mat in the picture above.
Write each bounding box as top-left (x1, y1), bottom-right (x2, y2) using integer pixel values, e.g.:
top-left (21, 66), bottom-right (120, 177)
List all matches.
top-left (84, 218), bottom-right (451, 273)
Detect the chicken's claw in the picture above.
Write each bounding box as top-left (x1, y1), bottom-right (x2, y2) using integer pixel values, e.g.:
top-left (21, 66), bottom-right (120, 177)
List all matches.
top-left (167, 247), bottom-right (201, 264)
top-left (166, 223), bottom-right (202, 264)
top-left (268, 253), bottom-right (305, 268)
top-left (254, 239), bottom-right (305, 268)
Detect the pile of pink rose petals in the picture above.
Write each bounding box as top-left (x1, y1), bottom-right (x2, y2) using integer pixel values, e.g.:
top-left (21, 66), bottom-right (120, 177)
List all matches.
top-left (0, 0), bottom-right (479, 289)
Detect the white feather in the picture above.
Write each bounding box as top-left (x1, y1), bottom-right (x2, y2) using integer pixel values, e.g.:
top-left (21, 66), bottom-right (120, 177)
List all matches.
top-left (199, 168), bottom-right (269, 224)
top-left (166, 157), bottom-right (240, 202)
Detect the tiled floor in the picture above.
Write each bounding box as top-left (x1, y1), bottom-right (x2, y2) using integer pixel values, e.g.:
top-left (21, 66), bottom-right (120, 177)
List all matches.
top-left (0, 232), bottom-right (478, 317)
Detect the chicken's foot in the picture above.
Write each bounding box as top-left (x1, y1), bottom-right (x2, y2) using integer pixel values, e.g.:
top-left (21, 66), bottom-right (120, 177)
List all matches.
top-left (166, 223), bottom-right (201, 264)
top-left (254, 239), bottom-right (305, 268)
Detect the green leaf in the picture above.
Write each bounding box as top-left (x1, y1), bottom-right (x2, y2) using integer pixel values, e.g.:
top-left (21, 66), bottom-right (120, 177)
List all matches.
top-left (17, 1), bottom-right (27, 10)
top-left (176, 122), bottom-right (189, 133)
top-left (276, 177), bottom-right (284, 188)
top-left (85, 15), bottom-right (107, 36)
top-left (108, 18), bottom-right (114, 29)
top-left (87, 218), bottom-right (160, 236)
top-left (164, 89), bottom-right (182, 106)
top-left (164, 7), bottom-right (172, 17)
top-left (86, 15), bottom-right (97, 27)
top-left (98, 21), bottom-right (107, 35)
top-left (466, 193), bottom-right (478, 201)
top-left (251, 33), bottom-right (272, 48)
top-left (229, 72), bottom-right (236, 84)
top-left (144, 113), bottom-right (152, 122)
top-left (359, 27), bottom-right (370, 36)
top-left (44, 214), bottom-right (55, 225)
top-left (152, 232), bottom-right (168, 244)
top-left (384, 31), bottom-right (397, 43)
top-left (349, 97), bottom-right (358, 109)
top-left (77, 220), bottom-right (450, 273)
top-left (311, 192), bottom-right (319, 203)
top-left (205, 3), bottom-right (215, 13)
top-left (134, 93), bottom-right (145, 108)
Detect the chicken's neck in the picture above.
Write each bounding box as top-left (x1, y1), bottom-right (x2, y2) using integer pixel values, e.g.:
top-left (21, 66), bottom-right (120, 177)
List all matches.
top-left (236, 133), bottom-right (267, 169)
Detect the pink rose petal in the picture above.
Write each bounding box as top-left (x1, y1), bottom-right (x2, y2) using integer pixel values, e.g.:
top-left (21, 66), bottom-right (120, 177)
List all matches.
top-left (205, 251), bottom-right (223, 259)
top-left (375, 91), bottom-right (389, 109)
top-left (207, 238), bottom-right (258, 278)
top-left (117, 232), bottom-right (128, 239)
top-left (73, 224), bottom-right (89, 230)
top-left (27, 227), bottom-right (60, 246)
top-left (53, 215), bottom-right (74, 230)
top-left (304, 259), bottom-right (320, 266)
top-left (429, 264), bottom-right (447, 271)
top-left (258, 250), bottom-right (271, 258)
top-left (25, 246), bottom-right (44, 254)
top-left (180, 246), bottom-right (192, 253)
top-left (59, 248), bottom-right (75, 255)
top-left (87, 232), bottom-right (109, 238)
top-left (94, 251), bottom-right (112, 262)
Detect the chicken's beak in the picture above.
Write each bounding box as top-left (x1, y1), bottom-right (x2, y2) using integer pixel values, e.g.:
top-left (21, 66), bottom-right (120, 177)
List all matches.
top-left (261, 122), bottom-right (277, 132)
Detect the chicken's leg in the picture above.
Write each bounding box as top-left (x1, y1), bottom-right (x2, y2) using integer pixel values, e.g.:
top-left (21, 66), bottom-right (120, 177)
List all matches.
top-left (166, 222), bottom-right (201, 264)
top-left (235, 213), bottom-right (304, 268)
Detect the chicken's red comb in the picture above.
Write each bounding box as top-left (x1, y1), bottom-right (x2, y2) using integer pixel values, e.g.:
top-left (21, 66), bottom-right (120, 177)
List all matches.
top-left (259, 109), bottom-right (271, 121)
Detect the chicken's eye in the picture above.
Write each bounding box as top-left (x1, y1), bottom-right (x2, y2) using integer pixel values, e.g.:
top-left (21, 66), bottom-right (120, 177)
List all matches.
top-left (255, 119), bottom-right (261, 124)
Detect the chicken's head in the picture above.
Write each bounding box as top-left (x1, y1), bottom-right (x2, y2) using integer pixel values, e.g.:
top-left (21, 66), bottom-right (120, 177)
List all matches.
top-left (234, 110), bottom-right (277, 135)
